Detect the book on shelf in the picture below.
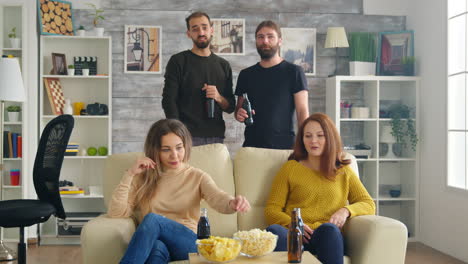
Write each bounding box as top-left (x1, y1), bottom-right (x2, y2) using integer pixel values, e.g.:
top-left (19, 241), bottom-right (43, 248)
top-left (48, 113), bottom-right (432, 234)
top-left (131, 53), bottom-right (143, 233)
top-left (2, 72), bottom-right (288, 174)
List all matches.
top-left (3, 131), bottom-right (22, 158)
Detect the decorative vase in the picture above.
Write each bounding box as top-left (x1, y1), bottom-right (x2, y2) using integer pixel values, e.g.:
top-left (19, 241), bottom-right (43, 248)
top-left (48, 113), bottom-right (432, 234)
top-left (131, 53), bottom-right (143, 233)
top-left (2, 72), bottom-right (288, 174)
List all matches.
top-left (82, 69), bottom-right (89, 76)
top-left (9, 38), bottom-right (20, 48)
top-left (77, 30), bottom-right (86, 37)
top-left (63, 99), bottom-right (73, 115)
top-left (68, 69), bottom-right (75, 76)
top-left (7, 112), bottom-right (19, 122)
top-left (349, 61), bottom-right (376, 76)
top-left (95, 27), bottom-right (104, 37)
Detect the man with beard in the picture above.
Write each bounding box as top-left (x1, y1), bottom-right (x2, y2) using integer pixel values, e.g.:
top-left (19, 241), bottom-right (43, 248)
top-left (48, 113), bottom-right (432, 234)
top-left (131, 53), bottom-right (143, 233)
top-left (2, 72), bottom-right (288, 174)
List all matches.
top-left (234, 20), bottom-right (309, 149)
top-left (162, 12), bottom-right (235, 146)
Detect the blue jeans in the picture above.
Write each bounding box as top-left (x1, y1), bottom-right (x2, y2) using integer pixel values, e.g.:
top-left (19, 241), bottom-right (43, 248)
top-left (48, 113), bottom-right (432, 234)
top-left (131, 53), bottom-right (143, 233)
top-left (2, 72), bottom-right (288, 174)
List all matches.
top-left (120, 213), bottom-right (197, 264)
top-left (267, 223), bottom-right (344, 264)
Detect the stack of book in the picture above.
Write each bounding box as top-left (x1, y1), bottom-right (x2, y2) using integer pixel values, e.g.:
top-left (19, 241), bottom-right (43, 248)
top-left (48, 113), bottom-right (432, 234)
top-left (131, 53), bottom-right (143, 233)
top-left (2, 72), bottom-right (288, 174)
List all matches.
top-left (59, 186), bottom-right (84, 196)
top-left (65, 142), bottom-right (79, 156)
top-left (3, 131), bottom-right (22, 158)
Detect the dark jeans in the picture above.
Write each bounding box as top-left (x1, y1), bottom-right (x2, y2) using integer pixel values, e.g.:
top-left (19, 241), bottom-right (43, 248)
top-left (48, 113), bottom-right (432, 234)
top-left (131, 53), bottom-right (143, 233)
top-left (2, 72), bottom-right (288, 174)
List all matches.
top-left (192, 137), bottom-right (223, 146)
top-left (267, 223), bottom-right (344, 264)
top-left (120, 213), bottom-right (197, 264)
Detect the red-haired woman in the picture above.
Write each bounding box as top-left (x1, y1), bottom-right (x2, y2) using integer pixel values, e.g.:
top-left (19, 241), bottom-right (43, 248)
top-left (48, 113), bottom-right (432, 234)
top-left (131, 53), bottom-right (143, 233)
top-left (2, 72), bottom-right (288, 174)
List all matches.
top-left (264, 113), bottom-right (375, 264)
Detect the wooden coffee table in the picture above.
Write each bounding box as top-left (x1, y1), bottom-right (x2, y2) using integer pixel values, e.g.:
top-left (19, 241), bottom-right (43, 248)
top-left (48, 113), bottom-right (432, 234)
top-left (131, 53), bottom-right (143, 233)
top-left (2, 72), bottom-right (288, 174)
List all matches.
top-left (188, 251), bottom-right (321, 263)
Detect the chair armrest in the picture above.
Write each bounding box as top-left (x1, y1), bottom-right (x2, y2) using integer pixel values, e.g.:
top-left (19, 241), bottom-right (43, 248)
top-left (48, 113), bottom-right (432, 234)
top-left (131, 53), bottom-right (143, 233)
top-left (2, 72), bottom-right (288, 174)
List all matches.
top-left (343, 215), bottom-right (408, 264)
top-left (81, 214), bottom-right (136, 264)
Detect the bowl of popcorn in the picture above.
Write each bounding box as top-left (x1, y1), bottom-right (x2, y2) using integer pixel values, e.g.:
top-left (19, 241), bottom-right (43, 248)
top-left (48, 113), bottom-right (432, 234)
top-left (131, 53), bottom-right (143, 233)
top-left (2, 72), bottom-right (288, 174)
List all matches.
top-left (233, 229), bottom-right (278, 258)
top-left (196, 236), bottom-right (242, 263)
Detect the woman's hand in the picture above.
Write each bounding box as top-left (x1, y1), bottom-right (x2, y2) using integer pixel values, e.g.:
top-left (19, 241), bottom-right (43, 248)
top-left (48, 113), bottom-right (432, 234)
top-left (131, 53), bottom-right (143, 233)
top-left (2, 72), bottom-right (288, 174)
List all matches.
top-left (229, 195), bottom-right (251, 213)
top-left (329, 207), bottom-right (350, 228)
top-left (302, 224), bottom-right (314, 244)
top-left (127, 157), bottom-right (156, 176)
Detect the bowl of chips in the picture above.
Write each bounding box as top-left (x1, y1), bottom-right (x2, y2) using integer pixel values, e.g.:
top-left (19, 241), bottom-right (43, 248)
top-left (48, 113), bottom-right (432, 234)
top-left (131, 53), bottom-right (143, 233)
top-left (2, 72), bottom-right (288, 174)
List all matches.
top-left (196, 236), bottom-right (242, 263)
top-left (233, 229), bottom-right (277, 257)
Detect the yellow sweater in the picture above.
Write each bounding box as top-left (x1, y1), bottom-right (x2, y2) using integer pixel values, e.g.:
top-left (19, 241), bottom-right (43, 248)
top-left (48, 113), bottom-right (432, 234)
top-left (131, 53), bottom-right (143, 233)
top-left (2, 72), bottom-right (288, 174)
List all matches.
top-left (265, 160), bottom-right (375, 230)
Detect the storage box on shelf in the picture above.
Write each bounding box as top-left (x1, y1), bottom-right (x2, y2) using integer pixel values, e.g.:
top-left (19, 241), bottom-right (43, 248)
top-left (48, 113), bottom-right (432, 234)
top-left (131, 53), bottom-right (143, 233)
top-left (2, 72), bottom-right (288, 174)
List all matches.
top-left (39, 35), bottom-right (112, 244)
top-left (326, 76), bottom-right (419, 240)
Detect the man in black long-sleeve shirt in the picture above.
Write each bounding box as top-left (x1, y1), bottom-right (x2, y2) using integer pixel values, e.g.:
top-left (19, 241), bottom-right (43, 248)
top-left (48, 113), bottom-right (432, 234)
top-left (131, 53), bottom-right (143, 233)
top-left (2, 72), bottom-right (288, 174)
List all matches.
top-left (162, 11), bottom-right (235, 146)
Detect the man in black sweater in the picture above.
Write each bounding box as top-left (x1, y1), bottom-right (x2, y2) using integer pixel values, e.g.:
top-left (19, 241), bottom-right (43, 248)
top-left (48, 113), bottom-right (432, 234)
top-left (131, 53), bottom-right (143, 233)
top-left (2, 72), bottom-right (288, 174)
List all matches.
top-left (162, 12), bottom-right (235, 146)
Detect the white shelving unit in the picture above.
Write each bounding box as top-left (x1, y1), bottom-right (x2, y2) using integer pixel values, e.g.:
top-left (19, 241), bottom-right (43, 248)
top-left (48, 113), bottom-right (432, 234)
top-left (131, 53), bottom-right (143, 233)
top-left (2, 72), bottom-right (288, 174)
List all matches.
top-left (39, 35), bottom-right (112, 244)
top-left (326, 76), bottom-right (420, 240)
top-left (0, 4), bottom-right (25, 243)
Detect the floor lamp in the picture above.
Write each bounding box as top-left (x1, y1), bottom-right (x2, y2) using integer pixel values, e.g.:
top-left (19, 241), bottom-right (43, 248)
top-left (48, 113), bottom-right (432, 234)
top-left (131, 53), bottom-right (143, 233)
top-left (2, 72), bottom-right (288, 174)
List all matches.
top-left (324, 27), bottom-right (349, 77)
top-left (0, 58), bottom-right (26, 261)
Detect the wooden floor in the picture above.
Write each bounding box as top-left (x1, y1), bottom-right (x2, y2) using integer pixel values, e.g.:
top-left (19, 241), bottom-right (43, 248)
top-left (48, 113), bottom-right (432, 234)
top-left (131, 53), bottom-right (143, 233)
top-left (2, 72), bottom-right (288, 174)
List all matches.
top-left (1, 242), bottom-right (466, 264)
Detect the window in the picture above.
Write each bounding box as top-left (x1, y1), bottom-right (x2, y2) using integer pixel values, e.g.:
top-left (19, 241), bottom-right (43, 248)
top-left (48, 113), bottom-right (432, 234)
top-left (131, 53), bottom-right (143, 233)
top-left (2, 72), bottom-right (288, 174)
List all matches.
top-left (447, 0), bottom-right (468, 189)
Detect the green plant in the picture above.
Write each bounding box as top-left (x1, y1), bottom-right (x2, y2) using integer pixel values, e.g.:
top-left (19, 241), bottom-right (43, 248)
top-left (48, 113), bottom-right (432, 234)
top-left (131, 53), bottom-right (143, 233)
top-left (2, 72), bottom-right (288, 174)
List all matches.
top-left (8, 27), bottom-right (16, 38)
top-left (401, 56), bottom-right (415, 65)
top-left (388, 104), bottom-right (418, 151)
top-left (6, 105), bottom-right (21, 112)
top-left (78, 25), bottom-right (85, 30)
top-left (68, 64), bottom-right (75, 69)
top-left (85, 3), bottom-right (105, 27)
top-left (348, 32), bottom-right (376, 62)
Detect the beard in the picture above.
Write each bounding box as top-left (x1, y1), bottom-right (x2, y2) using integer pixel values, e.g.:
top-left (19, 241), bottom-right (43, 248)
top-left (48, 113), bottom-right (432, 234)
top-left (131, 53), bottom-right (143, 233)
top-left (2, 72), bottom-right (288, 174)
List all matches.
top-left (193, 35), bottom-right (212, 49)
top-left (256, 44), bottom-right (279, 59)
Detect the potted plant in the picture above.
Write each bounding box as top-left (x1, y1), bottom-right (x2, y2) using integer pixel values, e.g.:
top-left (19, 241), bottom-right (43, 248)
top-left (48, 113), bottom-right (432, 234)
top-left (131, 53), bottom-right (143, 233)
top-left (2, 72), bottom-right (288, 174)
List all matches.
top-left (82, 62), bottom-right (90, 76)
top-left (68, 64), bottom-right (75, 76)
top-left (86, 3), bottom-right (105, 36)
top-left (401, 56), bottom-right (415, 76)
top-left (77, 25), bottom-right (86, 37)
top-left (6, 105), bottom-right (21, 122)
top-left (388, 103), bottom-right (418, 153)
top-left (348, 32), bottom-right (376, 75)
top-left (8, 27), bottom-right (20, 49)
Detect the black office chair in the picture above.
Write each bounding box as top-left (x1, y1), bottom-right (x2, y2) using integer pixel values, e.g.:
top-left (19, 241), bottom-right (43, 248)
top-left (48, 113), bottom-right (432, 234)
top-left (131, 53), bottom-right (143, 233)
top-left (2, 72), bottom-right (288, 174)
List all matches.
top-left (0, 115), bottom-right (74, 264)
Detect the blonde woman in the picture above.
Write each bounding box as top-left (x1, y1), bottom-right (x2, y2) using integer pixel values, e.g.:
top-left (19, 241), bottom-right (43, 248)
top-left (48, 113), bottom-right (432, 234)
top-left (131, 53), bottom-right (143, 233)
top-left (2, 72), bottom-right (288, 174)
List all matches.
top-left (108, 119), bottom-right (250, 264)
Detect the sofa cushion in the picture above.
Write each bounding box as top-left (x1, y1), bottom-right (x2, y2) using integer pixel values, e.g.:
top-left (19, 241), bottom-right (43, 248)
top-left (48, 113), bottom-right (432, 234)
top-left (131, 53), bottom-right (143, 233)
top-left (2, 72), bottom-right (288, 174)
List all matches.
top-left (103, 143), bottom-right (237, 237)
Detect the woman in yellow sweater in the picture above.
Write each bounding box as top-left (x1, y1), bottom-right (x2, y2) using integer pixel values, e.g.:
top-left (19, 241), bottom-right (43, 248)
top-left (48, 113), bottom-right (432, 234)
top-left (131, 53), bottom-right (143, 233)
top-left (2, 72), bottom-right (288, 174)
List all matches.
top-left (108, 119), bottom-right (250, 264)
top-left (265, 113), bottom-right (375, 264)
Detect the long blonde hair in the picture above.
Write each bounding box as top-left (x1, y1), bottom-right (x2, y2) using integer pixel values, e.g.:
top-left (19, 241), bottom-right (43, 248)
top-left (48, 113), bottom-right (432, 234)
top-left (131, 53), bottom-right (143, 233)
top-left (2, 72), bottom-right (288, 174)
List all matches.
top-left (133, 119), bottom-right (192, 216)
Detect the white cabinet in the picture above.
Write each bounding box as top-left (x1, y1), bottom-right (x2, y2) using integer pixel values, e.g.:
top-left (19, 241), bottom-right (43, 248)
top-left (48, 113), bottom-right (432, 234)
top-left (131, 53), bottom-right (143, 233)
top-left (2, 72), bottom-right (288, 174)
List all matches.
top-left (0, 4), bottom-right (25, 242)
top-left (39, 35), bottom-right (112, 244)
top-left (326, 76), bottom-right (419, 240)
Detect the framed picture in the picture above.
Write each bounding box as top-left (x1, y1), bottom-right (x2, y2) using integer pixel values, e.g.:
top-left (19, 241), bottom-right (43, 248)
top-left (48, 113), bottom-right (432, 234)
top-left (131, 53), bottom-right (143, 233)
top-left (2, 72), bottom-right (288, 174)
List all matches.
top-left (210, 19), bottom-right (245, 55)
top-left (44, 78), bottom-right (66, 115)
top-left (124, 25), bottom-right (162, 74)
top-left (38, 0), bottom-right (75, 36)
top-left (51, 53), bottom-right (67, 75)
top-left (377, 30), bottom-right (414, 76)
top-left (280, 28), bottom-right (316, 76)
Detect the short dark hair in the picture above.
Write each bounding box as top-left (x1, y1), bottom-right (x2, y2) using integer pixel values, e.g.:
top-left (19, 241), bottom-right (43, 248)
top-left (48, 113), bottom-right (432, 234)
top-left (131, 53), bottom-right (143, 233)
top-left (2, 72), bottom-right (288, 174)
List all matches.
top-left (255, 20), bottom-right (282, 38)
top-left (185, 11), bottom-right (211, 30)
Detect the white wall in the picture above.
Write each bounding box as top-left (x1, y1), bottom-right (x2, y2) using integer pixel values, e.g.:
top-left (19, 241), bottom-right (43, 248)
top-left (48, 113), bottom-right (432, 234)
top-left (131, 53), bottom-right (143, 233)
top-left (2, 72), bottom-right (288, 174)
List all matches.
top-left (363, 0), bottom-right (410, 16)
top-left (406, 0), bottom-right (468, 261)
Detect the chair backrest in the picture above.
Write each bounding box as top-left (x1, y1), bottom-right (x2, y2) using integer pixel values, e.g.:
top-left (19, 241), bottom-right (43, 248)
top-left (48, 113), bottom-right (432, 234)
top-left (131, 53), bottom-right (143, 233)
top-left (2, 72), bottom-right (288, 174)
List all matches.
top-left (33, 115), bottom-right (74, 220)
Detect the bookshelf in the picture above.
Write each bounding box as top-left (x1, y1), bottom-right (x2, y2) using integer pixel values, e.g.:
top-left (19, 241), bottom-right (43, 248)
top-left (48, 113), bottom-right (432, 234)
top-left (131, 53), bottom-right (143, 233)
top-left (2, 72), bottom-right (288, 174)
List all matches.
top-left (39, 35), bottom-right (112, 244)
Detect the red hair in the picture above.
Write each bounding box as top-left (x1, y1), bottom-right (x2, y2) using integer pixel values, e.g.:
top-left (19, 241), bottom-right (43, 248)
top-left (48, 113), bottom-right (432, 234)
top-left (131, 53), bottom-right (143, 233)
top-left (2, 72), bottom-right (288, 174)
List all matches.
top-left (289, 113), bottom-right (350, 180)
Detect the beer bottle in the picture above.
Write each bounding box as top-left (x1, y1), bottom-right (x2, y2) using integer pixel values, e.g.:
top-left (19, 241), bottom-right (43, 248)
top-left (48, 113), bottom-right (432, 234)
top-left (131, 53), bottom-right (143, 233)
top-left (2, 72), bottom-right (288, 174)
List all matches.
top-left (288, 209), bottom-right (303, 263)
top-left (242, 93), bottom-right (254, 126)
top-left (296, 208), bottom-right (305, 252)
top-left (197, 208), bottom-right (211, 239)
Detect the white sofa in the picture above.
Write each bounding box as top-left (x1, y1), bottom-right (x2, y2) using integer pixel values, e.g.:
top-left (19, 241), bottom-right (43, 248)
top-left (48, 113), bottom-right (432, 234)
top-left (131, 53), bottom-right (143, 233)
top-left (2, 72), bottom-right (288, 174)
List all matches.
top-left (81, 144), bottom-right (408, 264)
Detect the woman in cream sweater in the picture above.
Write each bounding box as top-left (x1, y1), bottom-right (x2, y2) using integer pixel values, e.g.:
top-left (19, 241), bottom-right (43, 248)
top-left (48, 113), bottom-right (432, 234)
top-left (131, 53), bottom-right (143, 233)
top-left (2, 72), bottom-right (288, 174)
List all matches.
top-left (265, 113), bottom-right (375, 264)
top-left (108, 119), bottom-right (250, 264)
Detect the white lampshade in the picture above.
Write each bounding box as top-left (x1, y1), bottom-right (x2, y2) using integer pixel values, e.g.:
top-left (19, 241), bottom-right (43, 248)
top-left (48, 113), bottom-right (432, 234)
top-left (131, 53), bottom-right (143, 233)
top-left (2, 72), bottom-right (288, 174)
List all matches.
top-left (324, 27), bottom-right (349, 48)
top-left (380, 125), bottom-right (396, 143)
top-left (0, 58), bottom-right (26, 102)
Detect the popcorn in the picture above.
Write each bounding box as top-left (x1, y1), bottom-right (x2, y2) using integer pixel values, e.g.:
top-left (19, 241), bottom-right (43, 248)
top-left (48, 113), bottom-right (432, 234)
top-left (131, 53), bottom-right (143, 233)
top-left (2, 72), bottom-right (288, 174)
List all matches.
top-left (196, 236), bottom-right (241, 262)
top-left (233, 229), bottom-right (278, 257)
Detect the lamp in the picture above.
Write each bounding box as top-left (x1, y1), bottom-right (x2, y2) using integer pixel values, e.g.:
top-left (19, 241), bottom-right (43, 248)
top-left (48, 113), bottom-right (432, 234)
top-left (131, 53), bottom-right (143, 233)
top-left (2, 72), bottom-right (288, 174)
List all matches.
top-left (0, 58), bottom-right (26, 261)
top-left (380, 125), bottom-right (397, 158)
top-left (324, 27), bottom-right (349, 77)
top-left (129, 28), bottom-right (155, 63)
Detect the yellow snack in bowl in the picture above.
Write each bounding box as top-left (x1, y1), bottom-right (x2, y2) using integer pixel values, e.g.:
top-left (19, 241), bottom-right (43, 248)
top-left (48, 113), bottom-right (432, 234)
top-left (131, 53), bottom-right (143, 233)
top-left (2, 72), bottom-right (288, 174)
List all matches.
top-left (233, 229), bottom-right (278, 257)
top-left (197, 236), bottom-right (241, 262)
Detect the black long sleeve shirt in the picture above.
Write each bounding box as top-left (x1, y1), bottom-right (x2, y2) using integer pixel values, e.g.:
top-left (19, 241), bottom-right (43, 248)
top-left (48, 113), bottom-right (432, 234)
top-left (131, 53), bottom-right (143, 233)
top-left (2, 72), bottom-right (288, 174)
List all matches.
top-left (162, 50), bottom-right (235, 138)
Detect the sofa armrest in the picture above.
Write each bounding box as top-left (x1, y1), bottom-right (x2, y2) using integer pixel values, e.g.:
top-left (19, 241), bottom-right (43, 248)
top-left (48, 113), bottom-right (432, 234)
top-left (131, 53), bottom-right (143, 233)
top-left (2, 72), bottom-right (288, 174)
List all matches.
top-left (343, 215), bottom-right (408, 264)
top-left (81, 215), bottom-right (136, 264)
